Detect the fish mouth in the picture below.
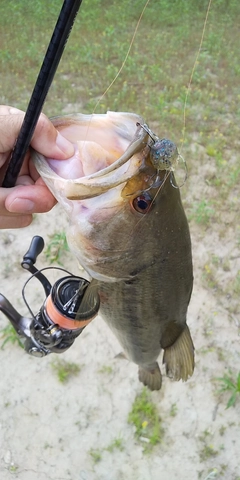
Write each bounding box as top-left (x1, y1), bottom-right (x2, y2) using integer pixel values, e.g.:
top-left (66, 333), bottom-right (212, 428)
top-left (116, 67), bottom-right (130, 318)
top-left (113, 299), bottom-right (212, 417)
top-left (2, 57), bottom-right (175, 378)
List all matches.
top-left (33, 111), bottom-right (149, 200)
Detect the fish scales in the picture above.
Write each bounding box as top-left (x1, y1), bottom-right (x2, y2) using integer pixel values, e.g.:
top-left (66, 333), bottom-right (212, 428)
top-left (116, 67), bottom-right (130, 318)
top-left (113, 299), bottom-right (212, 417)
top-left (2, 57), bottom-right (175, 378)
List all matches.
top-left (32, 111), bottom-right (194, 391)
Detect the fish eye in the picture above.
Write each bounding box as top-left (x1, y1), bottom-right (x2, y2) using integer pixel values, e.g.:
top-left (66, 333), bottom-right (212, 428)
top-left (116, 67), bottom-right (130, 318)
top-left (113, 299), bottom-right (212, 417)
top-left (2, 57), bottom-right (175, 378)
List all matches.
top-left (132, 193), bottom-right (152, 214)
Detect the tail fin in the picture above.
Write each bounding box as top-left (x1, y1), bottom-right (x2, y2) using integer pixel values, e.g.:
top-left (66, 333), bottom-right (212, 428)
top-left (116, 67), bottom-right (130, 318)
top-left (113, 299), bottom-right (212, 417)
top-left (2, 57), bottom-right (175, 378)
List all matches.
top-left (163, 325), bottom-right (194, 381)
top-left (138, 362), bottom-right (162, 391)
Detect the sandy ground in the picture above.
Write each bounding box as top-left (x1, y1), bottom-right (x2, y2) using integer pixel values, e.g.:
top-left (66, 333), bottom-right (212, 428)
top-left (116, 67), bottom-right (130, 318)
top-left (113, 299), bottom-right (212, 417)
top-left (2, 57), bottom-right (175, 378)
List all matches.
top-left (0, 155), bottom-right (240, 480)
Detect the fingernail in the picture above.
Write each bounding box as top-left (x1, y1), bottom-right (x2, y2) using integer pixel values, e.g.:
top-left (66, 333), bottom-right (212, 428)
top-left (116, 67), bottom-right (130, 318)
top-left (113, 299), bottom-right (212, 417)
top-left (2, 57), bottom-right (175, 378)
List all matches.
top-left (56, 132), bottom-right (74, 157)
top-left (8, 198), bottom-right (35, 213)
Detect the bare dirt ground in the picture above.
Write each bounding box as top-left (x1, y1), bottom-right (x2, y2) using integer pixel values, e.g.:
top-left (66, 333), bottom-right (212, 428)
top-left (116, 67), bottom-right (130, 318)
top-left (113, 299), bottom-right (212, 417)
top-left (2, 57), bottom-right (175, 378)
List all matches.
top-left (0, 139), bottom-right (239, 480)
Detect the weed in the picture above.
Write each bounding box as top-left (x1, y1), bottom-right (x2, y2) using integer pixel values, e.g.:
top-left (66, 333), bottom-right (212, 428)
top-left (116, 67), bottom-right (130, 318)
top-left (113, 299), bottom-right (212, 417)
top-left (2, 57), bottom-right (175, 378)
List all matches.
top-left (51, 359), bottom-right (80, 383)
top-left (233, 271), bottom-right (240, 295)
top-left (190, 200), bottom-right (215, 226)
top-left (106, 437), bottom-right (124, 453)
top-left (199, 429), bottom-right (211, 442)
top-left (211, 255), bottom-right (220, 266)
top-left (169, 403), bottom-right (178, 417)
top-left (88, 437), bottom-right (123, 463)
top-left (89, 449), bottom-right (102, 463)
top-left (0, 324), bottom-right (23, 350)
top-left (44, 442), bottom-right (52, 449)
top-left (98, 365), bottom-right (113, 374)
top-left (219, 426), bottom-right (226, 436)
top-left (202, 264), bottom-right (218, 290)
top-left (202, 469), bottom-right (218, 480)
top-left (45, 232), bottom-right (69, 265)
top-left (8, 465), bottom-right (18, 473)
top-left (216, 347), bottom-right (226, 362)
top-left (199, 430), bottom-right (219, 462)
top-left (199, 444), bottom-right (218, 462)
top-left (217, 372), bottom-right (240, 408)
top-left (128, 388), bottom-right (164, 451)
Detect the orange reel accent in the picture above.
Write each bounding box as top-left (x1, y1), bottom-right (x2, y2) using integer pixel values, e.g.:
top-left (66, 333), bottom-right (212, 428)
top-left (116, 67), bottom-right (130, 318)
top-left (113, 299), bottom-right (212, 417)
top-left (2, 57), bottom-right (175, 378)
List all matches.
top-left (45, 295), bottom-right (96, 330)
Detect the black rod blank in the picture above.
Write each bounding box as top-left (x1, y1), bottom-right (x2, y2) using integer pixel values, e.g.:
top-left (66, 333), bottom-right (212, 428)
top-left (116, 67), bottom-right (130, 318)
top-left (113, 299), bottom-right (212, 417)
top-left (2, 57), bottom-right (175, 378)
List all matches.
top-left (2, 0), bottom-right (83, 188)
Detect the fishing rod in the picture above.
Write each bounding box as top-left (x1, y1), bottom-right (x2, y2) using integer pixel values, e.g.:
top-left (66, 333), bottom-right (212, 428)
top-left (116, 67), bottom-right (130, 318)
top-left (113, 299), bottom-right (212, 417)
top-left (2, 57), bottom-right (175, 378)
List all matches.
top-left (2, 0), bottom-right (83, 188)
top-left (0, 1), bottom-right (100, 356)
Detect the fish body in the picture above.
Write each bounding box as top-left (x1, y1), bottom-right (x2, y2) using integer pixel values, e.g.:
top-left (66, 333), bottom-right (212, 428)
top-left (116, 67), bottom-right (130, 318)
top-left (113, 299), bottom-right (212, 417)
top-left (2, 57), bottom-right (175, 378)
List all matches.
top-left (33, 111), bottom-right (194, 390)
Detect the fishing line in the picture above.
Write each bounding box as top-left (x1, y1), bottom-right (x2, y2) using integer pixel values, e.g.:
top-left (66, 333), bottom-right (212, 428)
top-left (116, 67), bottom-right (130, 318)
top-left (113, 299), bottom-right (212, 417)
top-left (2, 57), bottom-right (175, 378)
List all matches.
top-left (89, 0), bottom-right (213, 145)
top-left (180, 0), bottom-right (213, 154)
top-left (82, 0), bottom-right (151, 143)
top-left (81, 0), bottom-right (215, 250)
top-left (91, 0), bottom-right (151, 115)
top-left (132, 0), bottom-right (214, 234)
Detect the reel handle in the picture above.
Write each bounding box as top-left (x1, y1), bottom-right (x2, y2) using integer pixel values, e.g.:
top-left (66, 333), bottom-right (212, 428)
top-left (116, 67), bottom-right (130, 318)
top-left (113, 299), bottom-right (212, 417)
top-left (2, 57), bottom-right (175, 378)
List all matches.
top-left (22, 236), bottom-right (44, 267)
top-left (21, 236), bottom-right (52, 296)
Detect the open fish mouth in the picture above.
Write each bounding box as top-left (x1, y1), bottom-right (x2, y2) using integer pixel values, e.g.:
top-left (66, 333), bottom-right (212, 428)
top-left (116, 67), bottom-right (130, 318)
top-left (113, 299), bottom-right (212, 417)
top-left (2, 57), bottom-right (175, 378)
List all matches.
top-left (33, 111), bottom-right (150, 200)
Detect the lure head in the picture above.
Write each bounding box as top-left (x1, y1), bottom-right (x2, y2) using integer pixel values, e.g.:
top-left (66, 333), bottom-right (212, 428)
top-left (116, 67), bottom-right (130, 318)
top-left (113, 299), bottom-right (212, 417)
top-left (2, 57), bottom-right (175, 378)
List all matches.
top-left (135, 123), bottom-right (178, 172)
top-left (149, 138), bottom-right (178, 171)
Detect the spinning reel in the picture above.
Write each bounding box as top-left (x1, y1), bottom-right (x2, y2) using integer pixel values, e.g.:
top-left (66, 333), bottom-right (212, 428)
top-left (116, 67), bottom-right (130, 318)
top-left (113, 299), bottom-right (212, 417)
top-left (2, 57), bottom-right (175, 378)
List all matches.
top-left (0, 236), bottom-right (100, 357)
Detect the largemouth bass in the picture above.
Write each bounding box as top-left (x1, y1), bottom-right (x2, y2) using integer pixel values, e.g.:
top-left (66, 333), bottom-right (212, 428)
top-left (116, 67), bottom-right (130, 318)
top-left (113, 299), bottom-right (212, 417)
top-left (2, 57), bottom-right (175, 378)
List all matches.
top-left (33, 111), bottom-right (194, 391)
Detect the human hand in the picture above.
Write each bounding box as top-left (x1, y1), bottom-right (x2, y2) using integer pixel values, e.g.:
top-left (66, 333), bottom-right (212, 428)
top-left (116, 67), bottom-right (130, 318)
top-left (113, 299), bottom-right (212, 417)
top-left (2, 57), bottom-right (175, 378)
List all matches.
top-left (0, 105), bottom-right (74, 229)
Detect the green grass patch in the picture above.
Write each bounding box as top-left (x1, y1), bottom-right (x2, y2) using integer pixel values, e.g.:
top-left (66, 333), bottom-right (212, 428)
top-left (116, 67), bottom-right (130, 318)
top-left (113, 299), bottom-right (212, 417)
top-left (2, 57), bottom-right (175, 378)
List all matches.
top-left (51, 358), bottom-right (81, 383)
top-left (106, 437), bottom-right (124, 453)
top-left (89, 449), bottom-right (102, 464)
top-left (128, 388), bottom-right (164, 451)
top-left (190, 200), bottom-right (215, 226)
top-left (45, 232), bottom-right (69, 265)
top-left (199, 444), bottom-right (219, 462)
top-left (0, 0), bottom-right (239, 141)
top-left (0, 324), bottom-right (23, 350)
top-left (217, 372), bottom-right (240, 408)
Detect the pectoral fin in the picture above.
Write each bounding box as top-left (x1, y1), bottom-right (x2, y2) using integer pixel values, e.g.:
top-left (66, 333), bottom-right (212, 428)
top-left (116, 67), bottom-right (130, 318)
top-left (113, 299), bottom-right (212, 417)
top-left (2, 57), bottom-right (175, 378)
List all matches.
top-left (162, 325), bottom-right (194, 381)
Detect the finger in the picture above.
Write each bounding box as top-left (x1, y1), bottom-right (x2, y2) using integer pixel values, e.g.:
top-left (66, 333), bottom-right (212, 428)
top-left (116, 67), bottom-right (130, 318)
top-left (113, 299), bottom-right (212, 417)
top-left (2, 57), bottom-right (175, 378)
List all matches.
top-left (0, 105), bottom-right (74, 161)
top-left (4, 184), bottom-right (57, 214)
top-left (31, 112), bottom-right (74, 158)
top-left (0, 106), bottom-right (26, 156)
top-left (0, 214), bottom-right (33, 229)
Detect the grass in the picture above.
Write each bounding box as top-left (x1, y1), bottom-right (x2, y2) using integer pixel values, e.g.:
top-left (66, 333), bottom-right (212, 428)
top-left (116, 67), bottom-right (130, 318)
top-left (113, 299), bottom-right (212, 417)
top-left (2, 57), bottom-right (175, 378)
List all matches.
top-left (0, 324), bottom-right (23, 350)
top-left (128, 388), bottom-right (164, 452)
top-left (44, 232), bottom-right (69, 265)
top-left (169, 403), bottom-right (178, 417)
top-left (0, 1), bottom-right (239, 136)
top-left (202, 470), bottom-right (218, 480)
top-left (199, 430), bottom-right (219, 463)
top-left (202, 264), bottom-right (218, 290)
top-left (51, 358), bottom-right (81, 383)
top-left (217, 372), bottom-right (240, 408)
top-left (0, 1), bottom-right (239, 224)
top-left (98, 365), bottom-right (113, 374)
top-left (189, 200), bottom-right (215, 226)
top-left (105, 437), bottom-right (124, 453)
top-left (199, 444), bottom-right (218, 462)
top-left (89, 437), bottom-right (124, 464)
top-left (89, 449), bottom-right (102, 464)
